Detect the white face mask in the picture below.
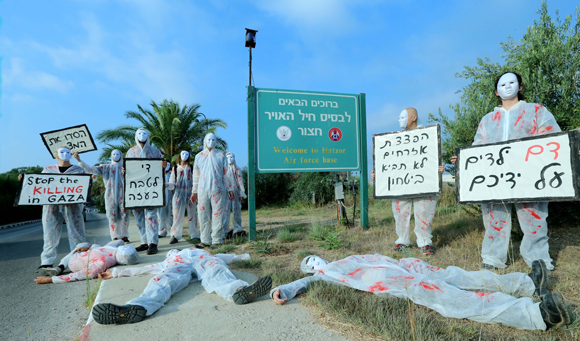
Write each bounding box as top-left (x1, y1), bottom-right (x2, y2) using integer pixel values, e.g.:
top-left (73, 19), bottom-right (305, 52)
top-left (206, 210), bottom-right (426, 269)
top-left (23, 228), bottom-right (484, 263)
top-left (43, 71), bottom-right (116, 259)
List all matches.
top-left (180, 151), bottom-right (190, 161)
top-left (496, 73), bottom-right (519, 100)
top-left (398, 110), bottom-right (409, 129)
top-left (137, 130), bottom-right (148, 143)
top-left (111, 150), bottom-right (122, 163)
top-left (306, 256), bottom-right (328, 271)
top-left (227, 154), bottom-right (235, 165)
top-left (165, 162), bottom-right (171, 171)
top-left (57, 148), bottom-right (72, 161)
top-left (205, 134), bottom-right (217, 149)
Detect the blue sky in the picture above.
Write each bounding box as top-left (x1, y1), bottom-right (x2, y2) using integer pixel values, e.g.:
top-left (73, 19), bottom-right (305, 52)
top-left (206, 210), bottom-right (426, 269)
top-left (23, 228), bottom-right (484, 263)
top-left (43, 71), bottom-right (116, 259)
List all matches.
top-left (0, 0), bottom-right (577, 173)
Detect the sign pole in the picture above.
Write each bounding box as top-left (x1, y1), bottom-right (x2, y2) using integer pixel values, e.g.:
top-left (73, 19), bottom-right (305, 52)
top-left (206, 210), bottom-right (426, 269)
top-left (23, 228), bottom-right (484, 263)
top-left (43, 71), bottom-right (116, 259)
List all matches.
top-left (247, 86), bottom-right (257, 241)
top-left (359, 93), bottom-right (369, 228)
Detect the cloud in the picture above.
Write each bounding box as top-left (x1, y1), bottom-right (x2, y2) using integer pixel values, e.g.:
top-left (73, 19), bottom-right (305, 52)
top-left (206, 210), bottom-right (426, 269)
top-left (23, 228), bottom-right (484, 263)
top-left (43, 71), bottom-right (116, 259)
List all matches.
top-left (2, 58), bottom-right (74, 94)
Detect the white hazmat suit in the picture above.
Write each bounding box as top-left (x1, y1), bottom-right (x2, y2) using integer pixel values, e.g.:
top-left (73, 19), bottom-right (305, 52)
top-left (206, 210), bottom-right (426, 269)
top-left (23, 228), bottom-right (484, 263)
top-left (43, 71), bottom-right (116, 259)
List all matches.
top-left (40, 164), bottom-right (87, 266)
top-left (157, 166), bottom-right (173, 237)
top-left (191, 134), bottom-right (233, 245)
top-left (78, 150), bottom-right (129, 241)
top-left (473, 101), bottom-right (560, 270)
top-left (272, 254), bottom-right (547, 330)
top-left (168, 163), bottom-right (199, 240)
top-left (125, 128), bottom-right (164, 247)
top-left (223, 152), bottom-right (246, 237)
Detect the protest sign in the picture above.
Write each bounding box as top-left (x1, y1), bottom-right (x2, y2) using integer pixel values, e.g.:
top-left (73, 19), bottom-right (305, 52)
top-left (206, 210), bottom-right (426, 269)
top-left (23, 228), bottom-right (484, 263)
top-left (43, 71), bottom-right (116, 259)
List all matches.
top-left (40, 124), bottom-right (97, 158)
top-left (15, 173), bottom-right (92, 206)
top-left (124, 158), bottom-right (165, 209)
top-left (373, 125), bottom-right (441, 199)
top-left (456, 130), bottom-right (580, 204)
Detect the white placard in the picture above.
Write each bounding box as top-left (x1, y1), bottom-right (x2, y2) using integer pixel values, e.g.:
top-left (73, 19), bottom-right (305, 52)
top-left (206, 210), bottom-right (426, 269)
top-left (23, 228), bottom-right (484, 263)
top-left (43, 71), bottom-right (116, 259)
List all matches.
top-left (457, 131), bottom-right (580, 204)
top-left (40, 124), bottom-right (98, 158)
top-left (124, 158), bottom-right (165, 209)
top-left (16, 174), bottom-right (92, 205)
top-left (373, 125), bottom-right (441, 198)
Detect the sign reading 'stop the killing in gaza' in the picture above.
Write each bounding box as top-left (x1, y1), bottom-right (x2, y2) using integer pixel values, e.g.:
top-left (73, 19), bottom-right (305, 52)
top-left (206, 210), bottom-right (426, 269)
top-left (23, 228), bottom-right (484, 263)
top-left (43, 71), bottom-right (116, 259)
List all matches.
top-left (456, 130), bottom-right (580, 204)
top-left (15, 173), bottom-right (92, 206)
top-left (256, 89), bottom-right (360, 172)
top-left (40, 124), bottom-right (98, 158)
top-left (373, 125), bottom-right (442, 199)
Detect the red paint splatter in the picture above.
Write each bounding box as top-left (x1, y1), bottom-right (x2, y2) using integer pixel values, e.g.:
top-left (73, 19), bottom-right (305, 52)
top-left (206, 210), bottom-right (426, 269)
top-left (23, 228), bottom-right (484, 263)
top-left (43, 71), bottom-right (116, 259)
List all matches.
top-left (348, 268), bottom-right (362, 276)
top-left (514, 112), bottom-right (524, 126)
top-left (525, 208), bottom-right (541, 219)
top-left (475, 292), bottom-right (492, 297)
top-left (492, 111), bottom-right (501, 121)
top-left (368, 282), bottom-right (388, 292)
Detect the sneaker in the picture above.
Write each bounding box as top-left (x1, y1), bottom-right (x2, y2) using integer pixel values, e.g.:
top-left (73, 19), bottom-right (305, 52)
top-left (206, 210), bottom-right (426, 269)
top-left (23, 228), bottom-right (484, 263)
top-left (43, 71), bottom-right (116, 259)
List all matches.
top-left (36, 264), bottom-right (54, 273)
top-left (147, 244), bottom-right (158, 255)
top-left (122, 237), bottom-right (130, 243)
top-left (421, 245), bottom-right (434, 255)
top-left (135, 244), bottom-right (149, 252)
top-left (540, 292), bottom-right (572, 329)
top-left (92, 303), bottom-right (147, 325)
top-left (390, 244), bottom-right (408, 252)
top-left (481, 263), bottom-right (497, 271)
top-left (169, 237), bottom-right (179, 245)
top-left (190, 238), bottom-right (201, 244)
top-left (232, 276), bottom-right (273, 305)
top-left (37, 265), bottom-right (64, 277)
top-left (529, 259), bottom-right (549, 297)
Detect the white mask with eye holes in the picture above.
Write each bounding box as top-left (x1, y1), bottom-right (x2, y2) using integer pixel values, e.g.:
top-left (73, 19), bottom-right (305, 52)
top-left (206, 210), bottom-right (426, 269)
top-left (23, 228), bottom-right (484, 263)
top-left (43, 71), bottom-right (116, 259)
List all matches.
top-left (306, 256), bottom-right (328, 272)
top-left (205, 134), bottom-right (217, 149)
top-left (137, 130), bottom-right (149, 143)
top-left (227, 153), bottom-right (235, 165)
top-left (57, 148), bottom-right (72, 162)
top-left (180, 151), bottom-right (190, 161)
top-left (398, 110), bottom-right (409, 129)
top-left (496, 73), bottom-right (520, 100)
top-left (111, 150), bottom-right (122, 163)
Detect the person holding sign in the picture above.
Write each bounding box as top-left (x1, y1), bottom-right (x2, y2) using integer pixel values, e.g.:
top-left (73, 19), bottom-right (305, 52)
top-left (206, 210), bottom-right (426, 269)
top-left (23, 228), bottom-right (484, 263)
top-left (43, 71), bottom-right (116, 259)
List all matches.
top-left (20, 147), bottom-right (87, 269)
top-left (125, 128), bottom-right (167, 255)
top-left (33, 240), bottom-right (139, 284)
top-left (157, 161), bottom-right (173, 238)
top-left (271, 254), bottom-right (572, 330)
top-left (190, 133), bottom-right (234, 247)
top-left (167, 150), bottom-right (200, 244)
top-left (92, 247), bottom-right (272, 325)
top-left (223, 152), bottom-right (247, 238)
top-left (452, 72), bottom-right (560, 271)
top-left (74, 150), bottom-right (130, 243)
top-left (372, 108), bottom-right (444, 255)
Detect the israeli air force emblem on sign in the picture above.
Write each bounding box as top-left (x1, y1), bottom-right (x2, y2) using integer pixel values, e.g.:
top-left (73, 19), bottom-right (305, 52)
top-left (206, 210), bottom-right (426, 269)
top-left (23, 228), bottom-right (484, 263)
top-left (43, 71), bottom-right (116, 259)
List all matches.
top-left (328, 127), bottom-right (342, 142)
top-left (276, 126), bottom-right (292, 141)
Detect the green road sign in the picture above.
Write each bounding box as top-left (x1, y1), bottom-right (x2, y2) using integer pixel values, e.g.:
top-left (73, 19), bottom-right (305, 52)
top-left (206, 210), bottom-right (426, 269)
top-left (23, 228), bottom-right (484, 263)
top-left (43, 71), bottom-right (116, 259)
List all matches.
top-left (255, 88), bottom-right (360, 172)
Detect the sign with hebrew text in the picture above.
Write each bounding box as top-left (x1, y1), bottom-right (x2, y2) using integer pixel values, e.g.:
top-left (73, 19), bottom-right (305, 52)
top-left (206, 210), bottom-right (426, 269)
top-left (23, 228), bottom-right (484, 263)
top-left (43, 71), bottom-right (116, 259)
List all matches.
top-left (15, 173), bottom-right (92, 206)
top-left (124, 158), bottom-right (165, 209)
top-left (40, 124), bottom-right (97, 158)
top-left (456, 130), bottom-right (580, 204)
top-left (373, 125), bottom-right (441, 199)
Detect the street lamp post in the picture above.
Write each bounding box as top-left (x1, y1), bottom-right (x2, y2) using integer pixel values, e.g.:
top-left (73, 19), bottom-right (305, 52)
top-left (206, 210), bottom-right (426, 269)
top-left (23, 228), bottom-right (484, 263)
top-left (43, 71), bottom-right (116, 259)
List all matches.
top-left (245, 28), bottom-right (257, 87)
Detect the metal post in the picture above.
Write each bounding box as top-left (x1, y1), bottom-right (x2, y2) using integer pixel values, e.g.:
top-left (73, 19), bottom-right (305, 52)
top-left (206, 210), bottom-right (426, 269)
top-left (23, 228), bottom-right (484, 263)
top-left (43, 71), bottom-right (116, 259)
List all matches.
top-left (247, 86), bottom-right (257, 241)
top-left (249, 48), bottom-right (252, 87)
top-left (359, 93), bottom-right (369, 228)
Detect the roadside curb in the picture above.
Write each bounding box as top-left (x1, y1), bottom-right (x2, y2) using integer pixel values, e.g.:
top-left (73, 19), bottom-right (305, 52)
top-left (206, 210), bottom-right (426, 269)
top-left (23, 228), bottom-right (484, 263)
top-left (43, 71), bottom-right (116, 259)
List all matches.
top-left (0, 219), bottom-right (42, 230)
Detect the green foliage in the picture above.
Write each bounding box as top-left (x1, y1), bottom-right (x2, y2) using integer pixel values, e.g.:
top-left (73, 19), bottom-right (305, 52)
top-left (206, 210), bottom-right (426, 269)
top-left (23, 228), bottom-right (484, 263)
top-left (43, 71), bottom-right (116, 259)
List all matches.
top-left (230, 259), bottom-right (262, 269)
top-left (253, 232), bottom-right (273, 253)
top-left (97, 99), bottom-right (227, 164)
top-left (213, 244), bottom-right (235, 253)
top-left (430, 2), bottom-right (580, 173)
top-left (308, 223), bottom-right (344, 250)
top-left (0, 166), bottom-right (43, 225)
top-left (295, 249), bottom-right (316, 260)
top-left (276, 227), bottom-right (303, 243)
top-left (242, 167), bottom-right (292, 208)
top-left (289, 172), bottom-right (334, 206)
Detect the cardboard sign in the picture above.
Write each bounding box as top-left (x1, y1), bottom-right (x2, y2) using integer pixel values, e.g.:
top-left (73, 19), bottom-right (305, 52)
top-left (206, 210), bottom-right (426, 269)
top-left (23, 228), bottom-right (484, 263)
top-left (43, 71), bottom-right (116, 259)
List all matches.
top-left (373, 125), bottom-right (442, 199)
top-left (456, 130), bottom-right (580, 204)
top-left (124, 158), bottom-right (165, 209)
top-left (40, 124), bottom-right (97, 158)
top-left (15, 173), bottom-right (92, 206)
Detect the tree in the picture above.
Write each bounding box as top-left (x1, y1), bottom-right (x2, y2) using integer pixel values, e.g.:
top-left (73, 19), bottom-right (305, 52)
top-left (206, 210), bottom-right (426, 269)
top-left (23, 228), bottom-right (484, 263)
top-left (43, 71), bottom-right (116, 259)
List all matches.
top-left (430, 2), bottom-right (580, 173)
top-left (97, 100), bottom-right (227, 163)
top-left (0, 166), bottom-right (44, 224)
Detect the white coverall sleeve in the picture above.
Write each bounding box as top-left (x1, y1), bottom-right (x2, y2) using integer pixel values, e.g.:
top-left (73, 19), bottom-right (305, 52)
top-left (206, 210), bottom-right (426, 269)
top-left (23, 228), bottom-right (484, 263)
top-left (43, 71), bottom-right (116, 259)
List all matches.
top-left (166, 169), bottom-right (176, 191)
top-left (236, 168), bottom-right (247, 199)
top-left (111, 263), bottom-right (164, 278)
top-left (537, 107), bottom-right (561, 134)
top-left (52, 270), bottom-right (96, 284)
top-left (78, 160), bottom-right (105, 176)
top-left (472, 121), bottom-right (485, 146)
top-left (213, 253), bottom-right (250, 264)
top-left (192, 160), bottom-right (200, 194)
top-left (269, 275), bottom-right (321, 302)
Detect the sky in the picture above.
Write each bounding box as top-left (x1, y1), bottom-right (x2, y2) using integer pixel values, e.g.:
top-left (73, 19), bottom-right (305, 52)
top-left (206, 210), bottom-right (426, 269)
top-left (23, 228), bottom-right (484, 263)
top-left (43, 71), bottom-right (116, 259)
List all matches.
top-left (0, 0), bottom-right (577, 174)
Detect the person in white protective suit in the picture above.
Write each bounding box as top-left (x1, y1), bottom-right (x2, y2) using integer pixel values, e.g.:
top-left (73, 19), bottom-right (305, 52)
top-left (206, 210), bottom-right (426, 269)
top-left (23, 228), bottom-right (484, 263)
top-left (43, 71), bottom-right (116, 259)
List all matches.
top-left (371, 108), bottom-right (444, 255)
top-left (272, 255), bottom-right (572, 330)
top-left (451, 72), bottom-right (561, 270)
top-left (167, 150), bottom-right (200, 244)
top-left (125, 128), bottom-right (167, 255)
top-left (74, 150), bottom-right (130, 243)
top-left (19, 147), bottom-right (87, 269)
top-left (157, 161), bottom-right (173, 238)
top-left (92, 248), bottom-right (272, 324)
top-left (33, 240), bottom-right (139, 284)
top-left (190, 133), bottom-right (234, 246)
top-left (223, 152), bottom-right (247, 239)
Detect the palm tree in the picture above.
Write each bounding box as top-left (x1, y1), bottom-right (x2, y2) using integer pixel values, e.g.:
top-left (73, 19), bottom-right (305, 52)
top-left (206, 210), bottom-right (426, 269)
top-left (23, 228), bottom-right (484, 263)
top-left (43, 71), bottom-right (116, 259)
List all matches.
top-left (97, 100), bottom-right (227, 163)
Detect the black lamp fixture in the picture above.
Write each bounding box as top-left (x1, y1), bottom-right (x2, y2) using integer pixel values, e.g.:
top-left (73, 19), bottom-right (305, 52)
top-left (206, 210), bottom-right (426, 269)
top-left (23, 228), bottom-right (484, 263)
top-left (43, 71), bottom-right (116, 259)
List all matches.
top-left (245, 28), bottom-right (257, 48)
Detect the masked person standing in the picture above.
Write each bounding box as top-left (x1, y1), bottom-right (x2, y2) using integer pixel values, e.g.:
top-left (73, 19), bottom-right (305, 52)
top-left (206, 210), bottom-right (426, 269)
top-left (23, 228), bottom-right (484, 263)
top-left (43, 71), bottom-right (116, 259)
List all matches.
top-left (74, 150), bottom-right (130, 243)
top-left (167, 150), bottom-right (200, 244)
top-left (19, 147), bottom-right (87, 270)
top-left (125, 128), bottom-right (166, 255)
top-left (371, 108), bottom-right (444, 255)
top-left (157, 161), bottom-right (173, 238)
top-left (452, 72), bottom-right (560, 270)
top-left (223, 152), bottom-right (247, 239)
top-left (190, 133), bottom-right (234, 247)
